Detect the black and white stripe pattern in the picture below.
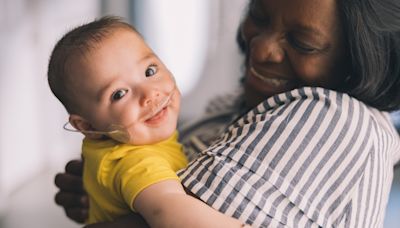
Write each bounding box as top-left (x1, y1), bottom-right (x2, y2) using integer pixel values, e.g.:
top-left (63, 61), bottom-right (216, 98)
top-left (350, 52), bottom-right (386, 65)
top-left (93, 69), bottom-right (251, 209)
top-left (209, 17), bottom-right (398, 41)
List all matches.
top-left (178, 87), bottom-right (400, 227)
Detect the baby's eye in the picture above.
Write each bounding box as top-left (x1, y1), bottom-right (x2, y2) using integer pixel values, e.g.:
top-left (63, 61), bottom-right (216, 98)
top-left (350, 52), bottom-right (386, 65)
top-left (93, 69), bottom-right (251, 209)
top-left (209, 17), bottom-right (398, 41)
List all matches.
top-left (145, 65), bottom-right (158, 77)
top-left (111, 89), bottom-right (128, 101)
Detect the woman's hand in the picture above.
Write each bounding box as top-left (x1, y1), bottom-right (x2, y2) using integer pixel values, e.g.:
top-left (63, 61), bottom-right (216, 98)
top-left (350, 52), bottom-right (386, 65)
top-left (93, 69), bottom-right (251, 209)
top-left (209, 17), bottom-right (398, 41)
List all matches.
top-left (54, 159), bottom-right (89, 223)
top-left (55, 159), bottom-right (150, 228)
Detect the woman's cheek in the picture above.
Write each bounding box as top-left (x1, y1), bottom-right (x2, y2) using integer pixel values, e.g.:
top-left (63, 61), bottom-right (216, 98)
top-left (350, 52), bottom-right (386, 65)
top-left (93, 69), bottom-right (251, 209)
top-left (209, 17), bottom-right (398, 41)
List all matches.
top-left (291, 54), bottom-right (325, 84)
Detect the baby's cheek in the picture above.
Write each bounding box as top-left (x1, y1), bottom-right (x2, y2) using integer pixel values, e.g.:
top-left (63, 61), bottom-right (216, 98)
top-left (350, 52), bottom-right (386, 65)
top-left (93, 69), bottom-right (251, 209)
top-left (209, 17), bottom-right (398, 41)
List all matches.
top-left (114, 107), bottom-right (139, 125)
top-left (174, 92), bottom-right (181, 111)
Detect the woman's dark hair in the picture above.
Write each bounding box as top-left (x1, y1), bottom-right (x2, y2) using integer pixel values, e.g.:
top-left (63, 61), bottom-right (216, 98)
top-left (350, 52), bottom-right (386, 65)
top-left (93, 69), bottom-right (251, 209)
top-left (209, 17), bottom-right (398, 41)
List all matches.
top-left (237, 0), bottom-right (400, 111)
top-left (338, 0), bottom-right (400, 111)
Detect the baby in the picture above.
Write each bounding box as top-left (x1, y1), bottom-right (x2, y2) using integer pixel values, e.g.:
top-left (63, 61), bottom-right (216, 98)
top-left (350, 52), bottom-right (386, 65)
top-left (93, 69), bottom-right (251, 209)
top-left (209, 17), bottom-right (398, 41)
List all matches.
top-left (48, 16), bottom-right (245, 227)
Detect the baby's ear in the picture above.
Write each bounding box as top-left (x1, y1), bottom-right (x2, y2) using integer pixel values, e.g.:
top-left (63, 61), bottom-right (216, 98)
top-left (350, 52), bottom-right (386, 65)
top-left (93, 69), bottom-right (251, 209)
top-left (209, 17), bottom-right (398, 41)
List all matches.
top-left (69, 115), bottom-right (102, 139)
top-left (69, 114), bottom-right (92, 132)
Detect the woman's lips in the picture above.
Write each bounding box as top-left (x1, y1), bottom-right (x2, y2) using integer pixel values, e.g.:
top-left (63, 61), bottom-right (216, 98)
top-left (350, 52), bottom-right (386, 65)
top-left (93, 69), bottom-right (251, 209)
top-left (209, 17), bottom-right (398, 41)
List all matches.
top-left (249, 66), bottom-right (289, 87)
top-left (245, 65), bottom-right (296, 100)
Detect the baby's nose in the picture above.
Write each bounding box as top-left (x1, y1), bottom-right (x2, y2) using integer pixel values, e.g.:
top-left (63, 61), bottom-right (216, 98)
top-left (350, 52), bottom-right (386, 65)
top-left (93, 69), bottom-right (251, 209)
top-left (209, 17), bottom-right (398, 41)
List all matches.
top-left (141, 90), bottom-right (161, 106)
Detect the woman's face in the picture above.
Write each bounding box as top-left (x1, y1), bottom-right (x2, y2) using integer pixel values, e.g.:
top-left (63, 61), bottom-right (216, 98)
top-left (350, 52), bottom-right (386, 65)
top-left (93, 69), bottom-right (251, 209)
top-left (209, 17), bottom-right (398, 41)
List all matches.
top-left (241, 0), bottom-right (349, 107)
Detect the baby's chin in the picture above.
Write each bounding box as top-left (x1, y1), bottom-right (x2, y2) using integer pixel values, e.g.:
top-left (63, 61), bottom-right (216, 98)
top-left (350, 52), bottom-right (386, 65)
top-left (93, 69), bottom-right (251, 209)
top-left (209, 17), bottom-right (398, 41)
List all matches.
top-left (127, 127), bottom-right (176, 145)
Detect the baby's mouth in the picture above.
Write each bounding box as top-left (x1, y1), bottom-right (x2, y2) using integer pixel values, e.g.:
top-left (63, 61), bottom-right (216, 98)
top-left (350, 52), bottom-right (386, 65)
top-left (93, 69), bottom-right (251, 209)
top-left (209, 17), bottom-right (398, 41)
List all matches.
top-left (141, 89), bottom-right (174, 121)
top-left (145, 106), bottom-right (168, 123)
top-left (250, 67), bottom-right (289, 87)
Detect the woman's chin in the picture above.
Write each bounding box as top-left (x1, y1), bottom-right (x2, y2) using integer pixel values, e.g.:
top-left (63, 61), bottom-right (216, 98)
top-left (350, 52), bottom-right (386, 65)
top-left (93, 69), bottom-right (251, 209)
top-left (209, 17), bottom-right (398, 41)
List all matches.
top-left (244, 86), bottom-right (268, 108)
top-left (243, 70), bottom-right (299, 108)
top-left (244, 79), bottom-right (285, 108)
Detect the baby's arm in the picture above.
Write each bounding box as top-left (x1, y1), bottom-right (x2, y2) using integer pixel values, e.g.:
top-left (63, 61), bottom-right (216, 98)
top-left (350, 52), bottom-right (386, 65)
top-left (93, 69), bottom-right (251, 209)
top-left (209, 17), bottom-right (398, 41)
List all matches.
top-left (134, 180), bottom-right (247, 228)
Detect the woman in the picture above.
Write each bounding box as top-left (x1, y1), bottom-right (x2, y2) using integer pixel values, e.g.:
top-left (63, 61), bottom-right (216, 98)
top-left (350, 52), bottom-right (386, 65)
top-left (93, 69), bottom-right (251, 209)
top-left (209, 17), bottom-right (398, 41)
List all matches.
top-left (55, 0), bottom-right (400, 227)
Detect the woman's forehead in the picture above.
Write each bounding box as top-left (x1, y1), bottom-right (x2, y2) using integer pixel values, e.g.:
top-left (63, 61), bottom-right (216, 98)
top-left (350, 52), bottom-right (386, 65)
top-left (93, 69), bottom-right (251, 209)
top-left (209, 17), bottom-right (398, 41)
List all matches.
top-left (249, 0), bottom-right (340, 39)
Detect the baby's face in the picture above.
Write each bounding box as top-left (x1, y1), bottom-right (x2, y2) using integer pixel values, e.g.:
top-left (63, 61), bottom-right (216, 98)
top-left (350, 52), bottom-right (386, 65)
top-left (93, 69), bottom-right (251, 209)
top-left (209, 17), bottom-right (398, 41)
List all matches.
top-left (69, 28), bottom-right (180, 145)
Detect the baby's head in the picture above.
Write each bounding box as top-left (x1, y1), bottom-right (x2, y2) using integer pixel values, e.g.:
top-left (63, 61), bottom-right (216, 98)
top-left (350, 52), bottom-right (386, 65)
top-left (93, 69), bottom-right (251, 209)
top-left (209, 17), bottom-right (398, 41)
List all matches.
top-left (48, 16), bottom-right (180, 145)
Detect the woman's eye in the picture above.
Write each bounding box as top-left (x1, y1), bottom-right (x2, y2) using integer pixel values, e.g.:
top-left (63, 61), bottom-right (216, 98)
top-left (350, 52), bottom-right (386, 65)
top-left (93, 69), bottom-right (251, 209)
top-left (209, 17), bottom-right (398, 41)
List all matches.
top-left (145, 65), bottom-right (158, 77)
top-left (111, 89), bottom-right (128, 101)
top-left (288, 36), bottom-right (318, 53)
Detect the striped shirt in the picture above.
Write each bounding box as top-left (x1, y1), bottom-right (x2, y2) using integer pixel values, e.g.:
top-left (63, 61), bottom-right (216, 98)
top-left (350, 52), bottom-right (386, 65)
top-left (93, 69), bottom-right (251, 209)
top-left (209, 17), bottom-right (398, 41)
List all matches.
top-left (178, 87), bottom-right (400, 228)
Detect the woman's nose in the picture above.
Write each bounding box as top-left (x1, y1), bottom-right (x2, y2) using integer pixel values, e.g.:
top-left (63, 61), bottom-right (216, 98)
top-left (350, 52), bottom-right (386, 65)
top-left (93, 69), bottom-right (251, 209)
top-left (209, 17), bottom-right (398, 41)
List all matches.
top-left (139, 89), bottom-right (161, 106)
top-left (250, 32), bottom-right (284, 63)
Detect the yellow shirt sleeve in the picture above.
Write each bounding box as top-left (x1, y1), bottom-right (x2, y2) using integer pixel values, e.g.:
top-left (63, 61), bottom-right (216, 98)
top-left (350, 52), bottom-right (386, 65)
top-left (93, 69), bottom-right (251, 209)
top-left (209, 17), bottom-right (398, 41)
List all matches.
top-left (113, 150), bottom-right (181, 211)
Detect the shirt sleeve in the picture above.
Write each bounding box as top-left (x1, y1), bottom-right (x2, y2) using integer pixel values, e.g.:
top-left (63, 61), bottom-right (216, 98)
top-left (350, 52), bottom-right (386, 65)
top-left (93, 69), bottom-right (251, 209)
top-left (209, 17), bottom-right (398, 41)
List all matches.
top-left (179, 87), bottom-right (374, 227)
top-left (113, 150), bottom-right (181, 211)
top-left (389, 112), bottom-right (400, 165)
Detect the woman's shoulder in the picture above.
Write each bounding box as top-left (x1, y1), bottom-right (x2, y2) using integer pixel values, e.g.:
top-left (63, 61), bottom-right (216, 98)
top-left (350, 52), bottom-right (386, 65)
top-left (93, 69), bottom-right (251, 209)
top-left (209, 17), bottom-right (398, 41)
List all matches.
top-left (231, 86), bottom-right (399, 149)
top-left (216, 87), bottom-right (377, 154)
top-left (180, 87), bottom-right (399, 227)
top-left (251, 86), bottom-right (363, 114)
top-left (264, 86), bottom-right (398, 138)
top-left (236, 87), bottom-right (389, 130)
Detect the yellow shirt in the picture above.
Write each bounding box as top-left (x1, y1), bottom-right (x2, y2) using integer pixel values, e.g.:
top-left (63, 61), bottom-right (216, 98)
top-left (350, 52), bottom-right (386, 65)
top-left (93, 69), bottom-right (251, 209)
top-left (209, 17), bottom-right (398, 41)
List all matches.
top-left (82, 131), bottom-right (188, 224)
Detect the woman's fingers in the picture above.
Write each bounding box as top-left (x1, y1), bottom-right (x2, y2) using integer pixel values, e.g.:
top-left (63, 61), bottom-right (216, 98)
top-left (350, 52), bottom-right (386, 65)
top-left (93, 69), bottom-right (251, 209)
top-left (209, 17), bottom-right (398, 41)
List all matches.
top-left (54, 159), bottom-right (88, 223)
top-left (54, 159), bottom-right (84, 193)
top-left (54, 173), bottom-right (85, 193)
top-left (65, 159), bottom-right (84, 176)
top-left (64, 207), bottom-right (88, 224)
top-left (55, 191), bottom-right (88, 224)
top-left (54, 191), bottom-right (88, 208)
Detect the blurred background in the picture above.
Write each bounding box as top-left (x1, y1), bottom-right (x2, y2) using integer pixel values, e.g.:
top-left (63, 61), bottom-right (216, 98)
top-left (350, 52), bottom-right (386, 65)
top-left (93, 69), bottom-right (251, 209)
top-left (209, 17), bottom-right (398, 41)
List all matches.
top-left (0, 0), bottom-right (398, 227)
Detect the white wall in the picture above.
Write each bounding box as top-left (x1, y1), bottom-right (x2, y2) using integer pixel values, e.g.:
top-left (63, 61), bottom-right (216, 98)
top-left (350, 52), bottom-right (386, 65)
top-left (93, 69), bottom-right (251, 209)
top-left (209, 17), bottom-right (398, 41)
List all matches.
top-left (132, 0), bottom-right (211, 97)
top-left (0, 0), bottom-right (99, 212)
top-left (180, 0), bottom-right (247, 121)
